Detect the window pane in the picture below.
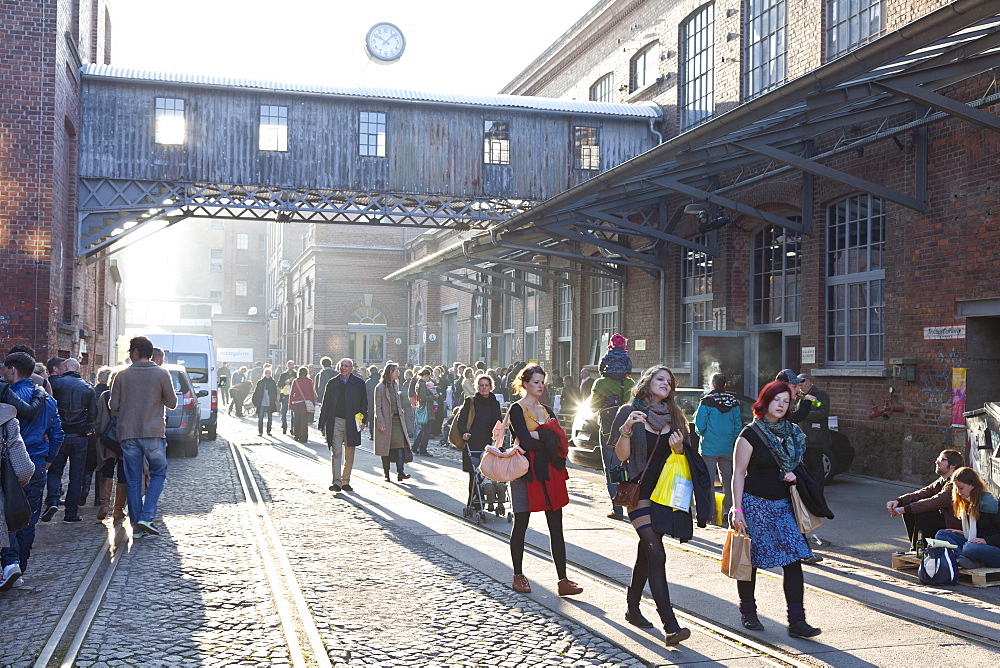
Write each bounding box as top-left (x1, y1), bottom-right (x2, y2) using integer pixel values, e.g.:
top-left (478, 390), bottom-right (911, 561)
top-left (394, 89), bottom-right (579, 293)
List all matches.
top-left (680, 4), bottom-right (715, 130)
top-left (154, 97), bottom-right (185, 145)
top-left (483, 120), bottom-right (510, 165)
top-left (574, 126), bottom-right (600, 171)
top-left (826, 0), bottom-right (884, 59)
top-left (589, 73), bottom-right (614, 103)
top-left (259, 105), bottom-right (288, 152)
top-left (751, 222), bottom-right (801, 325)
top-left (359, 111), bottom-right (386, 157)
top-left (630, 42), bottom-right (659, 92)
top-left (744, 0), bottom-right (787, 98)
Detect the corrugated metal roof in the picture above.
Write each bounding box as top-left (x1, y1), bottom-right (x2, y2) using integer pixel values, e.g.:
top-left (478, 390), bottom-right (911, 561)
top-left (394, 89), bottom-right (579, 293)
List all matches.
top-left (80, 64), bottom-right (661, 119)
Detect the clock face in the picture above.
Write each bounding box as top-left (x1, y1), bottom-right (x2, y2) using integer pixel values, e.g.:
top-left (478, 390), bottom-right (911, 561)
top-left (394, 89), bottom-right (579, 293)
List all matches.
top-left (366, 22), bottom-right (405, 63)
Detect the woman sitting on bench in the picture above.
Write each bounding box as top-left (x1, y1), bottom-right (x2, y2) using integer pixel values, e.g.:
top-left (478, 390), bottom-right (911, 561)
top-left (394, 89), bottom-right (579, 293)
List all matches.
top-left (935, 467), bottom-right (1000, 569)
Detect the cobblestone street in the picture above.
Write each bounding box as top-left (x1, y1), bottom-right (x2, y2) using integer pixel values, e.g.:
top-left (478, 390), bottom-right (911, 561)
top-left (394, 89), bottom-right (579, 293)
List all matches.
top-left (3, 413), bottom-right (999, 667)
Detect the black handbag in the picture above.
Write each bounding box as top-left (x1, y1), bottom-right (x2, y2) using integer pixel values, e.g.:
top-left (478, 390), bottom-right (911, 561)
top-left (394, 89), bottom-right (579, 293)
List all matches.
top-left (1, 423), bottom-right (31, 533)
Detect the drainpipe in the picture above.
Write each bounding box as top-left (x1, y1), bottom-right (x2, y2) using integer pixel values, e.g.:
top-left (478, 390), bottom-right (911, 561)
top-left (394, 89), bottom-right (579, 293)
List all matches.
top-left (658, 267), bottom-right (666, 362)
top-left (649, 117), bottom-right (663, 145)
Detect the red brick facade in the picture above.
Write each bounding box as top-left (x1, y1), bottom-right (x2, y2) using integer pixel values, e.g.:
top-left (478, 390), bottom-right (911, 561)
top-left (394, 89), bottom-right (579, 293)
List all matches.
top-left (0, 0), bottom-right (117, 375)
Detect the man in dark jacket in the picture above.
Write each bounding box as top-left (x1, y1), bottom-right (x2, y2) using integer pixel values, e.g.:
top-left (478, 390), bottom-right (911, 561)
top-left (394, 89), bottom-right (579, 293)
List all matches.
top-left (318, 358), bottom-right (368, 493)
top-left (887, 449), bottom-right (964, 551)
top-left (43, 358), bottom-right (98, 523)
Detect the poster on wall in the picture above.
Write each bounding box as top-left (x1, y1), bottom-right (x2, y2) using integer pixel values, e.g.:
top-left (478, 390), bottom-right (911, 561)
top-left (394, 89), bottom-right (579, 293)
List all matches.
top-left (952, 367), bottom-right (967, 427)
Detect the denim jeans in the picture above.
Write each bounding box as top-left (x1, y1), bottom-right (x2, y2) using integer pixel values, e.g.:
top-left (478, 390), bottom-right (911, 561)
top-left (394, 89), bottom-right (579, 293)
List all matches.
top-left (121, 438), bottom-right (168, 525)
top-left (701, 454), bottom-right (734, 525)
top-left (413, 423), bottom-right (431, 454)
top-left (45, 435), bottom-right (89, 517)
top-left (257, 408), bottom-right (273, 434)
top-left (936, 529), bottom-right (1000, 567)
top-left (601, 445), bottom-right (623, 516)
top-left (2, 455), bottom-right (47, 572)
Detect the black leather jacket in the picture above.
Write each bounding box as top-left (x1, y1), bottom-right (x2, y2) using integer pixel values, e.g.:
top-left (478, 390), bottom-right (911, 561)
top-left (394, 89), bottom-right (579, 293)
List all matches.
top-left (0, 381), bottom-right (46, 422)
top-left (49, 371), bottom-right (98, 435)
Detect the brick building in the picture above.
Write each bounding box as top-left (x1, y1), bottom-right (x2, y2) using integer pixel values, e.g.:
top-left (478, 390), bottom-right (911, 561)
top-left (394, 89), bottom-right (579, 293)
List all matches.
top-left (392, 0), bottom-right (1000, 482)
top-left (0, 0), bottom-right (119, 373)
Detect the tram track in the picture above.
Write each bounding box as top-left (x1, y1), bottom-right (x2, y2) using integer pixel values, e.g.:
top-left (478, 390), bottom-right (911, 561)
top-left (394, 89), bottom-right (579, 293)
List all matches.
top-left (271, 440), bottom-right (1000, 655)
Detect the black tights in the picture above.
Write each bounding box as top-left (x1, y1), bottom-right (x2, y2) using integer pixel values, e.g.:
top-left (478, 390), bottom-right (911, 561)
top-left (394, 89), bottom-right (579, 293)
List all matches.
top-left (630, 528), bottom-right (680, 631)
top-left (736, 561), bottom-right (805, 616)
top-left (510, 510), bottom-right (567, 580)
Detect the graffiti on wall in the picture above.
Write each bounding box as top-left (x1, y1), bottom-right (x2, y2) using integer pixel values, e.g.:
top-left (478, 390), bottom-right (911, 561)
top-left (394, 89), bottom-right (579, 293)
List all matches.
top-left (916, 348), bottom-right (965, 434)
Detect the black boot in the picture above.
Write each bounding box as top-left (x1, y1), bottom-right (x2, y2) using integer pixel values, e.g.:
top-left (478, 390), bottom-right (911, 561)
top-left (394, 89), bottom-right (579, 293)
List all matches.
top-left (660, 611), bottom-right (690, 646)
top-left (787, 604), bottom-right (821, 638)
top-left (741, 613), bottom-right (764, 630)
top-left (625, 587), bottom-right (653, 628)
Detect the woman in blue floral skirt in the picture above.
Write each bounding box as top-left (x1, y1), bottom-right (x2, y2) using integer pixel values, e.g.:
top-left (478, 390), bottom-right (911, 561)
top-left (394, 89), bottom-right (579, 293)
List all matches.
top-left (731, 380), bottom-right (821, 639)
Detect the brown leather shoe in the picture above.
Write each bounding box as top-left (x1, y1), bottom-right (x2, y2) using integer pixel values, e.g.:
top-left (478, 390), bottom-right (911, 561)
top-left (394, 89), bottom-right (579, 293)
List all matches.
top-left (512, 574), bottom-right (531, 593)
top-left (557, 578), bottom-right (583, 596)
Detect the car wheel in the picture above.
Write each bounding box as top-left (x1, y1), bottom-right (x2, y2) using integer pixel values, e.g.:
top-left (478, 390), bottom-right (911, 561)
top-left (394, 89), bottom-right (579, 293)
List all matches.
top-left (819, 446), bottom-right (836, 484)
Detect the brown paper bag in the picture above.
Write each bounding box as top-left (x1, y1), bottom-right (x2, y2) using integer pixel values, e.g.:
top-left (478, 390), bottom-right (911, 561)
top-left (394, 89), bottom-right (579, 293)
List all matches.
top-left (721, 527), bottom-right (753, 581)
top-left (789, 485), bottom-right (823, 533)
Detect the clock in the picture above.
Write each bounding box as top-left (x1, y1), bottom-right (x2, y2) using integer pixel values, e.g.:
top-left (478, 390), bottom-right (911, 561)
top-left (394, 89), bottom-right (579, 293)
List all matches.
top-left (365, 22), bottom-right (405, 64)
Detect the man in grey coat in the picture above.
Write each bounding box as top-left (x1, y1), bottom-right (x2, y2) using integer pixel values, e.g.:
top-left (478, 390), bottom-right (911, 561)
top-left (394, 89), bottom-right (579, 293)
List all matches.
top-left (109, 336), bottom-right (177, 538)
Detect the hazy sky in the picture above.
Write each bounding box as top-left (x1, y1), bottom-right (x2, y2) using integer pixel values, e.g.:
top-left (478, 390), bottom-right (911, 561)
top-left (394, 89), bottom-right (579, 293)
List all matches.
top-left (111, 0), bottom-right (600, 95)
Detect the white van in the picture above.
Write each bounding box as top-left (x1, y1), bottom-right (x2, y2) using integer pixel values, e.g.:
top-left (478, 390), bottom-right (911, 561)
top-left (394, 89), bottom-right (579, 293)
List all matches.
top-left (147, 333), bottom-right (219, 440)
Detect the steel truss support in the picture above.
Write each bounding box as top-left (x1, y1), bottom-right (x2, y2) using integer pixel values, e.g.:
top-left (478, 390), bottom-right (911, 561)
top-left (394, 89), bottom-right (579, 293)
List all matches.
top-left (644, 178), bottom-right (807, 234)
top-left (78, 178), bottom-right (537, 258)
top-left (451, 262), bottom-right (550, 291)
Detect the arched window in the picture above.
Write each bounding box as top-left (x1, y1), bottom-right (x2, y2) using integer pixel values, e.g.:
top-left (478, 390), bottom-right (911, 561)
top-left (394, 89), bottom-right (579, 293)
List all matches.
top-left (752, 222), bottom-right (801, 325)
top-left (630, 42), bottom-right (660, 93)
top-left (826, 194), bottom-right (885, 365)
top-left (589, 73), bottom-right (614, 103)
top-left (348, 306), bottom-right (387, 364)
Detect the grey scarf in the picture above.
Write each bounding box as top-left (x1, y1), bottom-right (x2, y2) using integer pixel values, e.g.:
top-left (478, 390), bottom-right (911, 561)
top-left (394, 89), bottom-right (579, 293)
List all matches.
top-left (642, 399), bottom-right (673, 432)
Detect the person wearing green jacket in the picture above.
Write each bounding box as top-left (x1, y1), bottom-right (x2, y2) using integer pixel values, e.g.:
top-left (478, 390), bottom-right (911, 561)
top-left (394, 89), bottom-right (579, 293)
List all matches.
top-left (589, 337), bottom-right (635, 520)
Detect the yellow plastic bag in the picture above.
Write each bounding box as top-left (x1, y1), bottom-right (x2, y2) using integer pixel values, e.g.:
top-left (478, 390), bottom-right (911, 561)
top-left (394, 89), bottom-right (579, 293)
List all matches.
top-left (650, 452), bottom-right (693, 511)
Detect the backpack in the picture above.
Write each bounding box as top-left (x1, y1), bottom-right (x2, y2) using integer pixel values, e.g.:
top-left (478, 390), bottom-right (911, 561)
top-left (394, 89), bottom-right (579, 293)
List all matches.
top-left (918, 546), bottom-right (959, 585)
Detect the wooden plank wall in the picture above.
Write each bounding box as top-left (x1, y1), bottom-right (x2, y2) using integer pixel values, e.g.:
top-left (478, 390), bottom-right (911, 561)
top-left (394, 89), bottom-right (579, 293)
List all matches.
top-left (79, 79), bottom-right (656, 200)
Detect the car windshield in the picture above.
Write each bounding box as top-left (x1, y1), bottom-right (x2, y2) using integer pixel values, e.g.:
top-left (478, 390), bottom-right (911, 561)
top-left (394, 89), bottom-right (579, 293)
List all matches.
top-left (166, 352), bottom-right (208, 384)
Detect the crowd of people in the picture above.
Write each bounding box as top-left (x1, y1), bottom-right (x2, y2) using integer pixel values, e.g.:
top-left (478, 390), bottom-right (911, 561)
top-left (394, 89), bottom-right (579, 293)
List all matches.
top-left (0, 336), bottom-right (177, 592)
top-left (4, 332), bottom-right (998, 650)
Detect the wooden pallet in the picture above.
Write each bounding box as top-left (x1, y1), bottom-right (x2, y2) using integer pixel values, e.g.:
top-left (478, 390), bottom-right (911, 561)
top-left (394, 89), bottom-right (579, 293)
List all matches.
top-left (891, 552), bottom-right (1000, 587)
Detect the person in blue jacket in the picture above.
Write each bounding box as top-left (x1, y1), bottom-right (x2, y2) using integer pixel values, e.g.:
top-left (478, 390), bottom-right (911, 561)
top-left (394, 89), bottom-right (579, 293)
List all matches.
top-left (0, 352), bottom-right (64, 590)
top-left (694, 373), bottom-right (743, 527)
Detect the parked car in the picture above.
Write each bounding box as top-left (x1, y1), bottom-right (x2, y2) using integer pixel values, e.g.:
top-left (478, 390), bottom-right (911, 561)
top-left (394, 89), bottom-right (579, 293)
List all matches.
top-left (569, 387), bottom-right (853, 483)
top-left (147, 333), bottom-right (219, 441)
top-left (163, 363), bottom-right (207, 458)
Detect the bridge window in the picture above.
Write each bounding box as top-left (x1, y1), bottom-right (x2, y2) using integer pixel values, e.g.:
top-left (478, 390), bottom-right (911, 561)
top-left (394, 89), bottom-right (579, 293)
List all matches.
top-left (630, 42), bottom-right (659, 93)
top-left (359, 111), bottom-right (386, 157)
top-left (483, 121), bottom-right (510, 165)
top-left (259, 105), bottom-right (288, 152)
top-left (154, 97), bottom-right (185, 145)
top-left (574, 126), bottom-right (600, 171)
top-left (589, 73), bottom-right (614, 103)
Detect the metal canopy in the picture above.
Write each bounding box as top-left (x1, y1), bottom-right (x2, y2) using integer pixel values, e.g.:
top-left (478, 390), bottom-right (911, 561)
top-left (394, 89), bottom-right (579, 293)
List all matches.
top-left (78, 179), bottom-right (537, 260)
top-left (387, 0), bottom-right (1000, 286)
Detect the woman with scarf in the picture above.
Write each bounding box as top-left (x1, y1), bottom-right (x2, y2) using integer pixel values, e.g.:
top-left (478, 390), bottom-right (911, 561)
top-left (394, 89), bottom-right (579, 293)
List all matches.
top-left (288, 367), bottom-right (316, 443)
top-left (373, 362), bottom-right (412, 482)
top-left (731, 380), bottom-right (820, 638)
top-left (507, 364), bottom-right (583, 598)
top-left (611, 365), bottom-right (700, 647)
top-left (457, 373), bottom-right (504, 512)
top-left (935, 467), bottom-right (1000, 568)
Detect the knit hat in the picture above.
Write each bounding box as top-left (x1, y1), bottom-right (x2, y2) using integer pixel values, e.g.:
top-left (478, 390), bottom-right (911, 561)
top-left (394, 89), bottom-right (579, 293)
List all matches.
top-left (609, 333), bottom-right (627, 350)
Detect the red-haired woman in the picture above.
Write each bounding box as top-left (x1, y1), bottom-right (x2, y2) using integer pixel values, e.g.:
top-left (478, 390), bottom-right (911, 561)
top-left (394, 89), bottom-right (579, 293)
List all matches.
top-left (731, 381), bottom-right (820, 638)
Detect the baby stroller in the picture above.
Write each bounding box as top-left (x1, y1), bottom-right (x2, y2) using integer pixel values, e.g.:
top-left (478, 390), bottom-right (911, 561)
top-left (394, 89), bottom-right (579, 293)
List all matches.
top-left (462, 444), bottom-right (513, 525)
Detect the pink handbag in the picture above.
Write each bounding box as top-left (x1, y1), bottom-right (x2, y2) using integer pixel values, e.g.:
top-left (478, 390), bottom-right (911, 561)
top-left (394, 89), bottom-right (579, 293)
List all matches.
top-left (479, 444), bottom-right (528, 482)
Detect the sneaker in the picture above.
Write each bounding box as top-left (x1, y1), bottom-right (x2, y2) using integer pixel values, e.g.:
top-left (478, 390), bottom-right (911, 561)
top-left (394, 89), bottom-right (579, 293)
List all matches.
top-left (41, 505), bottom-right (59, 522)
top-left (63, 515), bottom-right (83, 523)
top-left (137, 520), bottom-right (160, 536)
top-left (0, 564), bottom-right (21, 591)
top-left (330, 484), bottom-right (342, 492)
top-left (800, 554), bottom-right (824, 565)
top-left (132, 526), bottom-right (144, 539)
top-left (341, 484), bottom-right (354, 492)
top-left (12, 576), bottom-right (24, 589)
